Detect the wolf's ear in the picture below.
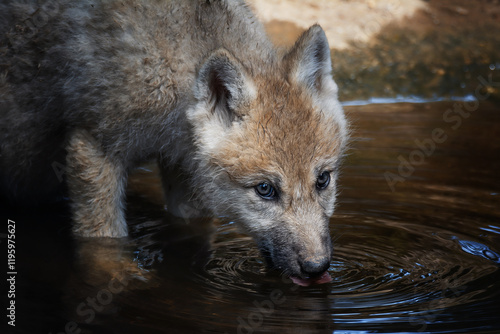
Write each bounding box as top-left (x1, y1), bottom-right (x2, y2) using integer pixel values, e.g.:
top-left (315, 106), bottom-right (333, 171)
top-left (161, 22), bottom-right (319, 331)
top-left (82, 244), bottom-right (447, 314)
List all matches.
top-left (286, 25), bottom-right (337, 96)
top-left (194, 49), bottom-right (255, 127)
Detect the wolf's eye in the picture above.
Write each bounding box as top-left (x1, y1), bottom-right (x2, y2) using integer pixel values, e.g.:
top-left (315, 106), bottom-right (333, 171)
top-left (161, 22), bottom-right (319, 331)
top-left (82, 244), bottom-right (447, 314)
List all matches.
top-left (255, 182), bottom-right (276, 199)
top-left (316, 171), bottom-right (330, 190)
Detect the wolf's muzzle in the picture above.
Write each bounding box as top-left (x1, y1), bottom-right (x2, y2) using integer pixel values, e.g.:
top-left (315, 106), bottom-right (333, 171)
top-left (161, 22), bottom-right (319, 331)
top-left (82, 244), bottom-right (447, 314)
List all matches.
top-left (300, 255), bottom-right (331, 278)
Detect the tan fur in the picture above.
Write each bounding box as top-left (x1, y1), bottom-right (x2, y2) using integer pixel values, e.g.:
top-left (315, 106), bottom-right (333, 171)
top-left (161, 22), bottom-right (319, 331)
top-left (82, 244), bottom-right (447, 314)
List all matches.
top-left (194, 77), bottom-right (346, 274)
top-left (0, 0), bottom-right (348, 278)
top-left (66, 130), bottom-right (128, 237)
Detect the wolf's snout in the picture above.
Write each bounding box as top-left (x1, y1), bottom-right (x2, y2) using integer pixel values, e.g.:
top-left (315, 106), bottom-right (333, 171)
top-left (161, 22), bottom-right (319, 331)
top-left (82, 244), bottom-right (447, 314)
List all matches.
top-left (300, 255), bottom-right (331, 277)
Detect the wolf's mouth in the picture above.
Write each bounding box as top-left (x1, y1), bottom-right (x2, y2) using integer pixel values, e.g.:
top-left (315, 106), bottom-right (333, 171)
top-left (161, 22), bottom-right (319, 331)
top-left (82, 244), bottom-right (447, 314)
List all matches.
top-left (258, 243), bottom-right (332, 286)
top-left (290, 271), bottom-right (332, 287)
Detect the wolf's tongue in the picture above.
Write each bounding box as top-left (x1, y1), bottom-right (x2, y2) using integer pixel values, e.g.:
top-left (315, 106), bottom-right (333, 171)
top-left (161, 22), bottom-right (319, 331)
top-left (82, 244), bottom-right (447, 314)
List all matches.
top-left (290, 271), bottom-right (332, 286)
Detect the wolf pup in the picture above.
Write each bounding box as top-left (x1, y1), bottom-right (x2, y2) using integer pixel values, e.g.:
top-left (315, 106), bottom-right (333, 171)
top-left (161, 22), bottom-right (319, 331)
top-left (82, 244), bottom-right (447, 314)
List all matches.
top-left (0, 0), bottom-right (348, 281)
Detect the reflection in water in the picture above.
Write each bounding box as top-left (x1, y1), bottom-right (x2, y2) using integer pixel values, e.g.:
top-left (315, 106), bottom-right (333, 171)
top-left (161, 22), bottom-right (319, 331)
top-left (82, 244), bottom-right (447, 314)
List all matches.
top-left (455, 239), bottom-right (500, 264)
top-left (2, 101), bottom-right (499, 333)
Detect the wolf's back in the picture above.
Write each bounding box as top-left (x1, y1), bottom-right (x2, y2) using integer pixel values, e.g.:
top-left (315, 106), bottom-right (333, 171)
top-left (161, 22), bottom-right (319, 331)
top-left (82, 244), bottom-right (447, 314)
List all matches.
top-left (0, 1), bottom-right (72, 201)
top-left (0, 0), bottom-right (276, 202)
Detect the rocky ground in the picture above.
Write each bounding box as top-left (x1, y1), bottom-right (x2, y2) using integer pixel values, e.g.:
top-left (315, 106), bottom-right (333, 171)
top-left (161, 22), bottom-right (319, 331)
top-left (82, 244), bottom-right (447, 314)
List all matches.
top-left (249, 0), bottom-right (500, 101)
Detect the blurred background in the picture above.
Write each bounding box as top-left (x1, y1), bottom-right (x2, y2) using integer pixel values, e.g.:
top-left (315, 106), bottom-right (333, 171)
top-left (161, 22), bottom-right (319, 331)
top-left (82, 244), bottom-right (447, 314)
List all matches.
top-left (249, 0), bottom-right (500, 101)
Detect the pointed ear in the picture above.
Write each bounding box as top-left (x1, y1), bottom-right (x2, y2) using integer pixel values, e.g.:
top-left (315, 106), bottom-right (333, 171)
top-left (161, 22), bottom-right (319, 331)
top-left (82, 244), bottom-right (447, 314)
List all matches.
top-left (285, 25), bottom-right (337, 96)
top-left (194, 49), bottom-right (255, 127)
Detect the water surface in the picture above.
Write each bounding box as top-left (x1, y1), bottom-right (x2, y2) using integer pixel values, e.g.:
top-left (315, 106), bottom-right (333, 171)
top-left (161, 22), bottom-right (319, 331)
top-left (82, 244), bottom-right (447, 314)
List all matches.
top-left (2, 100), bottom-right (499, 334)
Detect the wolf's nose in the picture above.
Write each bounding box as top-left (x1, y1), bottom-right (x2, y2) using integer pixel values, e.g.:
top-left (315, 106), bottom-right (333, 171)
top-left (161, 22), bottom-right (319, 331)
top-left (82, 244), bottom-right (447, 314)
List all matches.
top-left (301, 256), bottom-right (330, 277)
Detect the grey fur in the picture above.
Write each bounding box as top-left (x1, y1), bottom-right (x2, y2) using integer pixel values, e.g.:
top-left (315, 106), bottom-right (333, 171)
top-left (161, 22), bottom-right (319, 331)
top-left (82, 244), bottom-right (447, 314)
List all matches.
top-left (0, 0), bottom-right (348, 278)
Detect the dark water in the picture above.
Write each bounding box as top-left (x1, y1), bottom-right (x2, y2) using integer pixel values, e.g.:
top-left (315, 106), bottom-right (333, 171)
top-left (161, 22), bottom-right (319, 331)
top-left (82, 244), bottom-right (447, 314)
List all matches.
top-left (2, 100), bottom-right (499, 334)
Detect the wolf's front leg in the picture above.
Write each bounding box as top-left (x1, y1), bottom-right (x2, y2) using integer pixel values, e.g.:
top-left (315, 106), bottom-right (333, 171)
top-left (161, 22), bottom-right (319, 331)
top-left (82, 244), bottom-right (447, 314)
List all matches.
top-left (66, 129), bottom-right (128, 237)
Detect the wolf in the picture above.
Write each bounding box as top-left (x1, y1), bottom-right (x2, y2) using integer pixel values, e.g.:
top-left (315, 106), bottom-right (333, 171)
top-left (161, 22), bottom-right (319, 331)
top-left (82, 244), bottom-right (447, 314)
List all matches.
top-left (0, 0), bottom-right (348, 281)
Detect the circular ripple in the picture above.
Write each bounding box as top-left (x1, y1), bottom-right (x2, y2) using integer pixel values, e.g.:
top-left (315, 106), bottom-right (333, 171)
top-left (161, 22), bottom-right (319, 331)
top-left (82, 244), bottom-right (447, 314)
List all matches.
top-left (324, 217), bottom-right (499, 331)
top-left (193, 222), bottom-right (268, 293)
top-left (185, 217), bottom-right (500, 331)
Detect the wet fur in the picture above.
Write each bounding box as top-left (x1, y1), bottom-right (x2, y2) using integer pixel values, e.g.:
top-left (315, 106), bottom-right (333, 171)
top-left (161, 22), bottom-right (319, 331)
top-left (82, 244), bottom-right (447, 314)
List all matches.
top-left (0, 0), bottom-right (348, 277)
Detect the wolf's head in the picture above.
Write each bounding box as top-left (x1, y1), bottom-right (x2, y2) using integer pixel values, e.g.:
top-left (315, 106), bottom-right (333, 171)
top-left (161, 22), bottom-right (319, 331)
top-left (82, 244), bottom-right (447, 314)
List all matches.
top-left (188, 25), bottom-right (348, 280)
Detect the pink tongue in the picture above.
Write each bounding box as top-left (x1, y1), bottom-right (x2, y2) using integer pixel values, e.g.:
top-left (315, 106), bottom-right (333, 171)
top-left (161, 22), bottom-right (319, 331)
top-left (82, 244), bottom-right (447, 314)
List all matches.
top-left (290, 272), bottom-right (332, 286)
